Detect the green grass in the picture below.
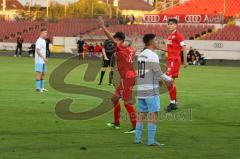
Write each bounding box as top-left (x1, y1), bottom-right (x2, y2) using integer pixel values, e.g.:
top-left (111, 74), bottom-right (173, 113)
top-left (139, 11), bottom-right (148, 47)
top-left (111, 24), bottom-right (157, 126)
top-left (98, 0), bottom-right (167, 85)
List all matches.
top-left (0, 56), bottom-right (240, 159)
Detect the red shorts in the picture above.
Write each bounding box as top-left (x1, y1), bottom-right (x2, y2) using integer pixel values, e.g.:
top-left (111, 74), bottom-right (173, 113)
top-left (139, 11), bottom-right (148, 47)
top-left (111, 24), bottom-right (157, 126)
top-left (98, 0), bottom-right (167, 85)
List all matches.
top-left (166, 58), bottom-right (181, 78)
top-left (114, 78), bottom-right (135, 101)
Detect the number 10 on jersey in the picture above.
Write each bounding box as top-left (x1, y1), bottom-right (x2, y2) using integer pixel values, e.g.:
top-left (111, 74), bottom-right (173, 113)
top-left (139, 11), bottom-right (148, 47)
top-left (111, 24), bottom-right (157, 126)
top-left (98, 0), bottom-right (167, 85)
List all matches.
top-left (138, 61), bottom-right (145, 78)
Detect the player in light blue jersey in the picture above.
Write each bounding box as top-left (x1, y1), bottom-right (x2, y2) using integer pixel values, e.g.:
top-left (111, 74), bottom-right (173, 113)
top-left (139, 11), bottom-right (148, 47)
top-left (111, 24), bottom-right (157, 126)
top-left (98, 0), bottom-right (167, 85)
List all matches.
top-left (35, 28), bottom-right (48, 92)
top-left (134, 34), bottom-right (172, 146)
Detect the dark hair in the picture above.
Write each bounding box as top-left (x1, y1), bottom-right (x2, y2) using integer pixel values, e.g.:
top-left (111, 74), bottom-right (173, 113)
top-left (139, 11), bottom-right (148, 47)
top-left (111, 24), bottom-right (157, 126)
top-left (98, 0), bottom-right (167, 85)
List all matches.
top-left (143, 33), bottom-right (156, 45)
top-left (40, 28), bottom-right (47, 32)
top-left (168, 18), bottom-right (178, 24)
top-left (113, 32), bottom-right (125, 41)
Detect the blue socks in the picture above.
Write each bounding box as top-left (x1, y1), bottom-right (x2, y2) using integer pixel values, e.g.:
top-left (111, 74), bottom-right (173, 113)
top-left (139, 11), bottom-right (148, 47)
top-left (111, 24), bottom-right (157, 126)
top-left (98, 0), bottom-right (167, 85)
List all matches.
top-left (40, 80), bottom-right (44, 89)
top-left (134, 122), bottom-right (143, 143)
top-left (36, 80), bottom-right (45, 90)
top-left (36, 80), bottom-right (41, 90)
top-left (147, 122), bottom-right (157, 145)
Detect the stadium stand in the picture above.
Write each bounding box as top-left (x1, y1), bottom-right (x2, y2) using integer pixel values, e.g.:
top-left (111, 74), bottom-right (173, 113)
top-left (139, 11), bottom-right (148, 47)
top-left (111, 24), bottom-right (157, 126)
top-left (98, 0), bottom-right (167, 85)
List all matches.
top-left (0, 21), bottom-right (46, 42)
top-left (162, 0), bottom-right (240, 17)
top-left (0, 19), bottom-right (118, 43)
top-left (0, 20), bottom-right (214, 43)
top-left (2, 20), bottom-right (240, 42)
top-left (0, 0), bottom-right (239, 42)
top-left (203, 25), bottom-right (240, 41)
top-left (93, 24), bottom-right (214, 39)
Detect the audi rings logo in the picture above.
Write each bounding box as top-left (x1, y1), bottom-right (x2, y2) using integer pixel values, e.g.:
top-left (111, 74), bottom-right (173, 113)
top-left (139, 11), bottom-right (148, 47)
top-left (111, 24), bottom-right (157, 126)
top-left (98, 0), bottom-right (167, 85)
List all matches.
top-left (144, 14), bottom-right (160, 23)
top-left (213, 43), bottom-right (224, 48)
top-left (185, 15), bottom-right (202, 23)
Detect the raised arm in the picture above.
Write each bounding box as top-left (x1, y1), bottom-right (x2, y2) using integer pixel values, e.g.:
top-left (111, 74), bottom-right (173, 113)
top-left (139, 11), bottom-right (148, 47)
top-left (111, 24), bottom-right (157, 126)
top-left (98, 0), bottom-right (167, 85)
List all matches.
top-left (97, 16), bottom-right (117, 44)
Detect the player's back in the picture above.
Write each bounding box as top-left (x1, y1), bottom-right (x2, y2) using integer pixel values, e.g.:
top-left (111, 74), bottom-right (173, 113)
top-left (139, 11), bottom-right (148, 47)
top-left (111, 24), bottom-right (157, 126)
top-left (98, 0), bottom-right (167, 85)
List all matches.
top-left (137, 49), bottom-right (160, 98)
top-left (116, 44), bottom-right (136, 79)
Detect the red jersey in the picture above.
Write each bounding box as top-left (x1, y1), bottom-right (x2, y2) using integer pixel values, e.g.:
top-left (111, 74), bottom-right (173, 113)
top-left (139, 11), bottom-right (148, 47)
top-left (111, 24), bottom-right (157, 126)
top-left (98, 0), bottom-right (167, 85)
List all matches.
top-left (167, 31), bottom-right (185, 60)
top-left (116, 44), bottom-right (136, 79)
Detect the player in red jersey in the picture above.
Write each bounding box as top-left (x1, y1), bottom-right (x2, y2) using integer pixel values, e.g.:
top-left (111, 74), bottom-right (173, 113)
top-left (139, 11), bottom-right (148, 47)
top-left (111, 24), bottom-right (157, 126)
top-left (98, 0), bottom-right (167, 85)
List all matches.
top-left (160, 18), bottom-right (187, 112)
top-left (98, 16), bottom-right (137, 133)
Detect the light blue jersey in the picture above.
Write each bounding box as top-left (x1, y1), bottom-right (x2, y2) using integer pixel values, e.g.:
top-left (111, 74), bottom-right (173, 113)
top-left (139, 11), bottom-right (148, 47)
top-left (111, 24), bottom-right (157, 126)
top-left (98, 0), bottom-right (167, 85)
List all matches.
top-left (137, 49), bottom-right (162, 112)
top-left (35, 37), bottom-right (46, 73)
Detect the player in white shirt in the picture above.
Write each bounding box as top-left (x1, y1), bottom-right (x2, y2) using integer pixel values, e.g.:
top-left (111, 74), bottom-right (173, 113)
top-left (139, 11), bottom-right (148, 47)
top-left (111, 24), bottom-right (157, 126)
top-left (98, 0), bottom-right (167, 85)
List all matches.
top-left (134, 34), bottom-right (172, 146)
top-left (35, 28), bottom-right (48, 92)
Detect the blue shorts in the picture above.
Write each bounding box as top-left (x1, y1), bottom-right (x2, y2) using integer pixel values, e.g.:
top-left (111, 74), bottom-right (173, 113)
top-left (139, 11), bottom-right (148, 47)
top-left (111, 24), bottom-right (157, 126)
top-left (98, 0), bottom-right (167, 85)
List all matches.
top-left (138, 96), bottom-right (160, 113)
top-left (35, 63), bottom-right (46, 73)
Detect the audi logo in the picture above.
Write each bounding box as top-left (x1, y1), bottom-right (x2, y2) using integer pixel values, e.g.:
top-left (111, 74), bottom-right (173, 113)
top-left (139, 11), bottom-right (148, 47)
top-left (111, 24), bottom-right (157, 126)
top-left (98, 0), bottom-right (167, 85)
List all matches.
top-left (144, 15), bottom-right (160, 23)
top-left (185, 15), bottom-right (202, 23)
top-left (213, 43), bottom-right (224, 48)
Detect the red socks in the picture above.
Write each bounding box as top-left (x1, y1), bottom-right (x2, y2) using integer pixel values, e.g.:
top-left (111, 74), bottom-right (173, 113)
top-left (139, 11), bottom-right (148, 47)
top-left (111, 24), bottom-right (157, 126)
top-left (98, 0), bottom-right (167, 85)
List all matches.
top-left (113, 103), bottom-right (137, 128)
top-left (168, 83), bottom-right (177, 102)
top-left (125, 103), bottom-right (137, 128)
top-left (114, 103), bottom-right (121, 125)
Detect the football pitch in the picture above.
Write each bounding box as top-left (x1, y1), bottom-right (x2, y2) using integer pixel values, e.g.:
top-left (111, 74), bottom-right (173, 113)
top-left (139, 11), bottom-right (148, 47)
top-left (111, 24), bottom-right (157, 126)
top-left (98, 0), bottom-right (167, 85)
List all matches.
top-left (0, 56), bottom-right (240, 159)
